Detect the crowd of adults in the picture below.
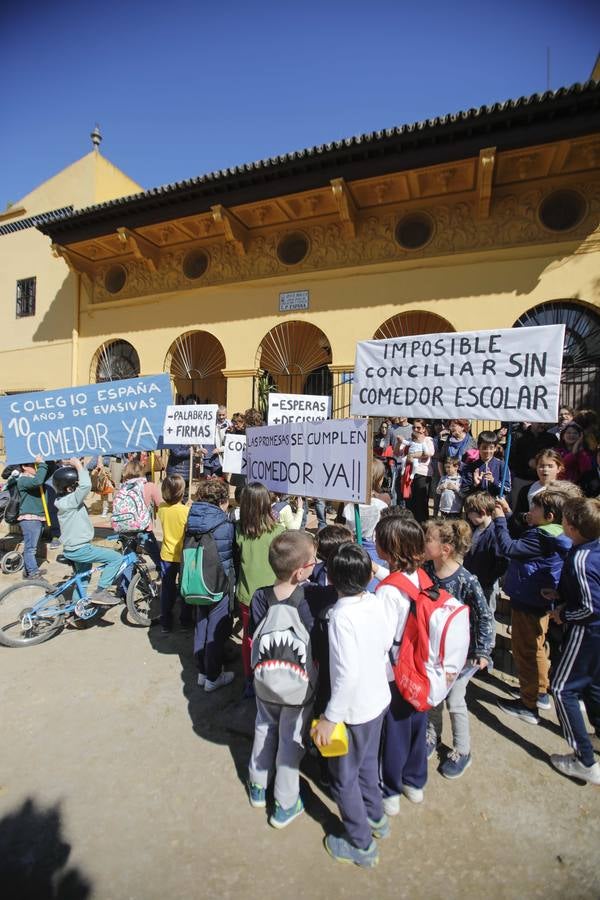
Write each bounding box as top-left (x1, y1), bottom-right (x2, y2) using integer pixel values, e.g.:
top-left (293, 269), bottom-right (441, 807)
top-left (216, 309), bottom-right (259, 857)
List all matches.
top-left (372, 406), bottom-right (600, 521)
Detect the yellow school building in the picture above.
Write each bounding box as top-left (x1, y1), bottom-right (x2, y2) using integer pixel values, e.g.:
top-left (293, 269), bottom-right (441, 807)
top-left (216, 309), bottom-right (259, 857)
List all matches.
top-left (1, 78), bottom-right (600, 425)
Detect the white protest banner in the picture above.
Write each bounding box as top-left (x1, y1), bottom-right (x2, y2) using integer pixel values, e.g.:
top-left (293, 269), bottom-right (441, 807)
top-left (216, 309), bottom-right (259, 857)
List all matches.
top-left (246, 419), bottom-right (369, 503)
top-left (223, 433), bottom-right (247, 475)
top-left (0, 374), bottom-right (172, 464)
top-left (268, 392), bottom-right (331, 425)
top-left (162, 405), bottom-right (218, 445)
top-left (351, 325), bottom-right (565, 423)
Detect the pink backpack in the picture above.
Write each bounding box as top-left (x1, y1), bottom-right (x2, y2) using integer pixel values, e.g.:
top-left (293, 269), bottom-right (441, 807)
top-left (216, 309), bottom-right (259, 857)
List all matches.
top-left (111, 478), bottom-right (151, 533)
top-left (377, 569), bottom-right (470, 711)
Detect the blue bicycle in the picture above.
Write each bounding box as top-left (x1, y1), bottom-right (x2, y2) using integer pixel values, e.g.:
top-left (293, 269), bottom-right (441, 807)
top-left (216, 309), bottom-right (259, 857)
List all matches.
top-left (0, 531), bottom-right (160, 647)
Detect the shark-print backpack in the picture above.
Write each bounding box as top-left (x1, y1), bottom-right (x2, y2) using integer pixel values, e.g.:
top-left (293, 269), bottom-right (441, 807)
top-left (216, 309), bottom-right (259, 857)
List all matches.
top-left (251, 587), bottom-right (317, 707)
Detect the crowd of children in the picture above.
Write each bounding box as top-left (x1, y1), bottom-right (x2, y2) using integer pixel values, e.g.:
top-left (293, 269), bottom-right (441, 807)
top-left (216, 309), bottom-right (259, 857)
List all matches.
top-left (4, 407), bottom-right (600, 870)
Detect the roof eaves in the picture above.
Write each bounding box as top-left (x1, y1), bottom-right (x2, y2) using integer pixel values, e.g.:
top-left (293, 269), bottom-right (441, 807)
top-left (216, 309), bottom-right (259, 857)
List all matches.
top-left (37, 79), bottom-right (600, 238)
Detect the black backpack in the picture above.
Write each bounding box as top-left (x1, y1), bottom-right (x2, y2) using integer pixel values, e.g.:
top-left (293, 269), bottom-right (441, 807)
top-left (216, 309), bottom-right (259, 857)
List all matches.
top-left (4, 482), bottom-right (20, 525)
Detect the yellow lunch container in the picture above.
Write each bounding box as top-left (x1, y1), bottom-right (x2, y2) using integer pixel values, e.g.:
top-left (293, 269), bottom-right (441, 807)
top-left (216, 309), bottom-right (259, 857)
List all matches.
top-left (311, 719), bottom-right (349, 757)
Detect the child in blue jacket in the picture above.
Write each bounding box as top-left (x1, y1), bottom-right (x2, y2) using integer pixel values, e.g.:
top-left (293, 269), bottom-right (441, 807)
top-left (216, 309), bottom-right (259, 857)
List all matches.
top-left (186, 478), bottom-right (235, 692)
top-left (494, 488), bottom-right (572, 724)
top-left (548, 496), bottom-right (600, 785)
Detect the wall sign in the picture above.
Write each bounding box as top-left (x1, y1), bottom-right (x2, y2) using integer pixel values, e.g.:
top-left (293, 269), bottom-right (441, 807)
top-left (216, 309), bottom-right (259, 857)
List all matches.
top-left (279, 290), bottom-right (309, 312)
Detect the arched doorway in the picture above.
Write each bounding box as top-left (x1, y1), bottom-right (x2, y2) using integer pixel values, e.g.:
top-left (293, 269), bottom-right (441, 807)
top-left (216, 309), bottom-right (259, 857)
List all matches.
top-left (164, 330), bottom-right (226, 404)
top-left (256, 321), bottom-right (333, 397)
top-left (91, 339), bottom-right (140, 383)
top-left (514, 301), bottom-right (600, 411)
top-left (374, 310), bottom-right (455, 339)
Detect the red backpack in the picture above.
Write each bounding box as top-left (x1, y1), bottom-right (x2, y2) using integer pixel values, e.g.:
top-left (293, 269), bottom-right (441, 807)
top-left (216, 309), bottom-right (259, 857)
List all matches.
top-left (377, 568), bottom-right (470, 711)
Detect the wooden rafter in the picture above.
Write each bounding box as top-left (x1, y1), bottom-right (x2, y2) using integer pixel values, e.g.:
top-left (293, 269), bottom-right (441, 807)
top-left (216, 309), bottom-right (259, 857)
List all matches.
top-left (52, 243), bottom-right (95, 285)
top-left (476, 147), bottom-right (496, 219)
top-left (116, 227), bottom-right (160, 272)
top-left (331, 177), bottom-right (358, 239)
top-left (211, 204), bottom-right (248, 255)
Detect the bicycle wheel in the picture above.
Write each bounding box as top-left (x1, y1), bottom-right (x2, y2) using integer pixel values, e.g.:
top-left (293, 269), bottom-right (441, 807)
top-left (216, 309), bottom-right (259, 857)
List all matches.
top-left (126, 569), bottom-right (160, 627)
top-left (1, 550), bottom-right (24, 574)
top-left (0, 580), bottom-right (64, 647)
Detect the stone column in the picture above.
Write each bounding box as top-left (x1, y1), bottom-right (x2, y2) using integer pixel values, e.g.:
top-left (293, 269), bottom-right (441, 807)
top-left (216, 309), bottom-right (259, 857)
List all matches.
top-left (222, 368), bottom-right (259, 415)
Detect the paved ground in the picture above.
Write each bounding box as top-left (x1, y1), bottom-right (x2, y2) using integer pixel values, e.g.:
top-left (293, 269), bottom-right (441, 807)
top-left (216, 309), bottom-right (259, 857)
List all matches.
top-left (0, 517), bottom-right (599, 899)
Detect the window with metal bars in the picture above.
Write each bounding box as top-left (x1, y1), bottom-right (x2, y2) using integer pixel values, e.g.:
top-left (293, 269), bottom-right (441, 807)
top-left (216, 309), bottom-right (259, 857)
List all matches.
top-left (16, 277), bottom-right (36, 317)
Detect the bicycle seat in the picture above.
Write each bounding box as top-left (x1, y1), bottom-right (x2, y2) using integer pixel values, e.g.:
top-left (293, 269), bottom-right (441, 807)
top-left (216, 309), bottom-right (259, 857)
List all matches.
top-left (57, 555), bottom-right (78, 570)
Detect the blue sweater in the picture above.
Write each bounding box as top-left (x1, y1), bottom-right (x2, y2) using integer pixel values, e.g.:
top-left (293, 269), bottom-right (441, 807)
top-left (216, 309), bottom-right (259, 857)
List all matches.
top-left (494, 517), bottom-right (571, 613)
top-left (186, 501), bottom-right (234, 575)
top-left (463, 521), bottom-right (507, 590)
top-left (559, 539), bottom-right (600, 625)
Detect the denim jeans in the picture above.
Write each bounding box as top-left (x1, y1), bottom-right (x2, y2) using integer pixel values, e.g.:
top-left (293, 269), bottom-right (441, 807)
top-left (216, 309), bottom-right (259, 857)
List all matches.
top-left (314, 499), bottom-right (327, 531)
top-left (63, 543), bottom-right (124, 589)
top-left (19, 519), bottom-right (43, 575)
top-left (193, 594), bottom-right (232, 681)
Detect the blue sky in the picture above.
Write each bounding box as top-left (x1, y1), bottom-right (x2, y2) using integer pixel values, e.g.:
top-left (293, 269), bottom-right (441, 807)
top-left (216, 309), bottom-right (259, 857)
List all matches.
top-left (1, 0), bottom-right (598, 209)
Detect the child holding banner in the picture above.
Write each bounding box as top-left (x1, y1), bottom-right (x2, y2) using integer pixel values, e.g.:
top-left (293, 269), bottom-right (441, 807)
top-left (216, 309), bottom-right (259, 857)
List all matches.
top-left (53, 459), bottom-right (122, 606)
top-left (8, 456), bottom-right (49, 579)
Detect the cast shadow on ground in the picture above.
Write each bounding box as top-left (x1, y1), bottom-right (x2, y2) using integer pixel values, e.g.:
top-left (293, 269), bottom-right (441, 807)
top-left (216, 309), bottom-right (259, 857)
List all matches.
top-left (0, 797), bottom-right (92, 900)
top-left (147, 604), bottom-right (255, 787)
top-left (146, 603), bottom-right (341, 833)
top-left (466, 677), bottom-right (563, 767)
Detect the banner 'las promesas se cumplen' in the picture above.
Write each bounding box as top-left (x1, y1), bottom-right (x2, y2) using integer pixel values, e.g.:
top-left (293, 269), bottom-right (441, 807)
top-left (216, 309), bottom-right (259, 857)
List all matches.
top-left (0, 374), bottom-right (172, 464)
top-left (351, 324), bottom-right (565, 422)
top-left (246, 419), bottom-right (370, 503)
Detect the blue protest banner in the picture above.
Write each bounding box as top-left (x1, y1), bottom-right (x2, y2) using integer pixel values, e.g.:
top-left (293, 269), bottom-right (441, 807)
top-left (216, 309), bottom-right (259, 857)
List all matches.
top-left (0, 374), bottom-right (172, 464)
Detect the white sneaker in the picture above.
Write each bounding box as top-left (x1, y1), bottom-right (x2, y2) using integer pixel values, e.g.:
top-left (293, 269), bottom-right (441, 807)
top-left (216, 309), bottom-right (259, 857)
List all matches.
top-left (401, 783), bottom-right (424, 804)
top-left (204, 670), bottom-right (235, 693)
top-left (197, 673), bottom-right (206, 687)
top-left (382, 794), bottom-right (400, 817)
top-left (550, 752), bottom-right (600, 785)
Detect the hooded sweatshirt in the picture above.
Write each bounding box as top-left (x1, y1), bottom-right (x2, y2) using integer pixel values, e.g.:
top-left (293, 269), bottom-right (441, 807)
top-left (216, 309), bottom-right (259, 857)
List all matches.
top-left (494, 517), bottom-right (571, 613)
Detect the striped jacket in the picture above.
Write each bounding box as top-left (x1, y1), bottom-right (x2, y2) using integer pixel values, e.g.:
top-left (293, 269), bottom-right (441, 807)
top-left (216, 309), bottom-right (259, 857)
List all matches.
top-left (559, 539), bottom-right (600, 625)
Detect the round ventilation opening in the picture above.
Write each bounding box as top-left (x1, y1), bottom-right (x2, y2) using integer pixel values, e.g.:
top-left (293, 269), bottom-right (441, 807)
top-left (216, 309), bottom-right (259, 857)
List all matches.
top-left (104, 265), bottom-right (127, 294)
top-left (183, 249), bottom-right (209, 279)
top-left (277, 232), bottom-right (310, 266)
top-left (395, 213), bottom-right (434, 250)
top-left (539, 189), bottom-right (586, 233)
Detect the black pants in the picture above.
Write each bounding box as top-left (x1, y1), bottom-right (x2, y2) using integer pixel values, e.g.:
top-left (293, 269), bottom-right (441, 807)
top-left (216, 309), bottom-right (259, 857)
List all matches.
top-left (407, 474), bottom-right (431, 523)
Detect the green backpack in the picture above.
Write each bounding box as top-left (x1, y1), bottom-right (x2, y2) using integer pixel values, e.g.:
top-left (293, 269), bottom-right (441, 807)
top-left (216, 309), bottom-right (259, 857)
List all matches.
top-left (180, 529), bottom-right (230, 605)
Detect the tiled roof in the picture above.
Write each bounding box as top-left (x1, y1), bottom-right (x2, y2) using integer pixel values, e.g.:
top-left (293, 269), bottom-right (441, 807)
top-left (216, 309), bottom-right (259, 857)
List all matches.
top-left (0, 206), bottom-right (74, 237)
top-left (37, 80), bottom-right (600, 241)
